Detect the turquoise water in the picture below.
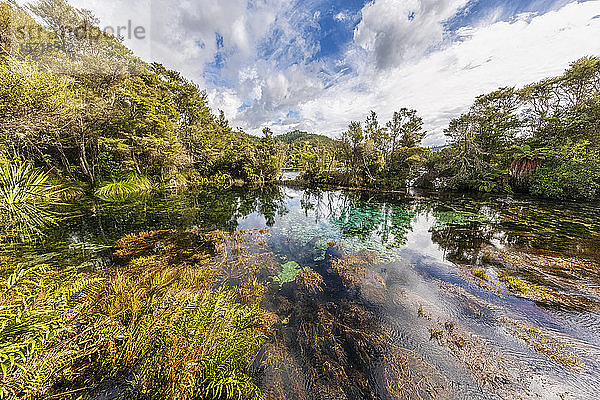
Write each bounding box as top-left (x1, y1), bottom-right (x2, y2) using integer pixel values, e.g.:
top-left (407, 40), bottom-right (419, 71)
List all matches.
top-left (16, 186), bottom-right (600, 399)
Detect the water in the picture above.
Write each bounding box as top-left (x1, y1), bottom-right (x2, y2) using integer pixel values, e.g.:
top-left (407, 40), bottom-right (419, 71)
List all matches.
top-left (12, 186), bottom-right (600, 399)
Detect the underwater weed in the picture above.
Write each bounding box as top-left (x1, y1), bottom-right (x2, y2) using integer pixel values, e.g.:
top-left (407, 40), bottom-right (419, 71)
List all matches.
top-left (429, 326), bottom-right (444, 341)
top-left (502, 318), bottom-right (583, 371)
top-left (295, 269), bottom-right (324, 294)
top-left (500, 275), bottom-right (537, 294)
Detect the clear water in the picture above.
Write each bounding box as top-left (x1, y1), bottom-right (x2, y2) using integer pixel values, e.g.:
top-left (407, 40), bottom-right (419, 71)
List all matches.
top-left (13, 186), bottom-right (600, 399)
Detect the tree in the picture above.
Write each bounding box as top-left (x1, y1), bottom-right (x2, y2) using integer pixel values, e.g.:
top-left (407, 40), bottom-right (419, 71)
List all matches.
top-left (341, 121), bottom-right (364, 185)
top-left (386, 108), bottom-right (425, 150)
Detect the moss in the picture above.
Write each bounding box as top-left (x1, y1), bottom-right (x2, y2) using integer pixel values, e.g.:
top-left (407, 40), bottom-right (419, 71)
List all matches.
top-left (470, 267), bottom-right (489, 281)
top-left (500, 275), bottom-right (537, 294)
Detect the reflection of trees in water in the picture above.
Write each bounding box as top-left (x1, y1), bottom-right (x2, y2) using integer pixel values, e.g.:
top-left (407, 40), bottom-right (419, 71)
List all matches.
top-left (431, 225), bottom-right (494, 264)
top-left (57, 186), bottom-right (289, 242)
top-left (428, 203), bottom-right (497, 264)
top-left (428, 197), bottom-right (600, 262)
top-left (253, 186), bottom-right (289, 226)
top-left (298, 189), bottom-right (417, 248)
top-left (58, 187), bottom-right (600, 262)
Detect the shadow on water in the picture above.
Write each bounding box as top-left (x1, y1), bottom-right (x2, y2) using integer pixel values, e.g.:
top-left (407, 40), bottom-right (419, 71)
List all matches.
top-left (9, 185), bottom-right (600, 399)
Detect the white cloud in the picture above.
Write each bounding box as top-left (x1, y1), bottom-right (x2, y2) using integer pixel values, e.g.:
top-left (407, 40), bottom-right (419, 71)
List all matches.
top-left (334, 12), bottom-right (347, 21)
top-left (63, 0), bottom-right (286, 86)
top-left (354, 0), bottom-right (468, 69)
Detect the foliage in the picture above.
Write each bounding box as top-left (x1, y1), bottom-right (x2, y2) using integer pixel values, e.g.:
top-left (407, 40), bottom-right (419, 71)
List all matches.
top-left (0, 260), bottom-right (105, 398)
top-left (0, 161), bottom-right (63, 242)
top-left (275, 131), bottom-right (338, 180)
top-left (0, 1), bottom-right (282, 189)
top-left (0, 229), bottom-right (269, 399)
top-left (530, 141), bottom-right (600, 199)
top-left (332, 109), bottom-right (427, 188)
top-left (94, 173), bottom-right (155, 202)
top-left (431, 57), bottom-right (600, 198)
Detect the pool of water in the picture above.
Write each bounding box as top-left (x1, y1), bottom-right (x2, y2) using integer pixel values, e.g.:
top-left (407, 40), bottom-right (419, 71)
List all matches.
top-left (11, 186), bottom-right (600, 399)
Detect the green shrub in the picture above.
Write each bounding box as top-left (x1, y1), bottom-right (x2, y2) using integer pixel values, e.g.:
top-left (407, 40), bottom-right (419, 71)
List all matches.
top-left (531, 141), bottom-right (600, 199)
top-left (94, 174), bottom-right (155, 201)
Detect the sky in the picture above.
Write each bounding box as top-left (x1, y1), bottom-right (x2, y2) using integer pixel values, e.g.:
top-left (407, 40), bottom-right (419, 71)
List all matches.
top-left (64, 0), bottom-right (600, 145)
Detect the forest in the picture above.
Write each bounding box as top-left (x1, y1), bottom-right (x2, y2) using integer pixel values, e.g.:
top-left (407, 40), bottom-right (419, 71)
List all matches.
top-left (1, 0), bottom-right (600, 399)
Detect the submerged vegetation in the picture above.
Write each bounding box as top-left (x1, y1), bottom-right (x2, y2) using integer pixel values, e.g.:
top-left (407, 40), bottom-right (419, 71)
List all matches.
top-left (0, 182), bottom-right (599, 398)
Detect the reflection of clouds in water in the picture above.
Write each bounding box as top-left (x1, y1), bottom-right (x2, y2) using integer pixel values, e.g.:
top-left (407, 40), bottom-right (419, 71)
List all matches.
top-left (403, 212), bottom-right (447, 262)
top-left (236, 211), bottom-right (268, 231)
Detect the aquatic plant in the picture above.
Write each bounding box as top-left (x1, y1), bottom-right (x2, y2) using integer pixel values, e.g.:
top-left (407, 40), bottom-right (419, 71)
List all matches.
top-left (0, 260), bottom-right (105, 397)
top-left (295, 269), bottom-right (324, 294)
top-left (273, 261), bottom-right (304, 284)
top-left (502, 318), bottom-right (582, 371)
top-left (432, 209), bottom-right (489, 230)
top-left (470, 267), bottom-right (489, 281)
top-left (429, 326), bottom-right (444, 341)
top-left (94, 173), bottom-right (155, 202)
top-left (0, 161), bottom-right (63, 242)
top-left (331, 204), bottom-right (416, 248)
top-left (500, 275), bottom-right (538, 294)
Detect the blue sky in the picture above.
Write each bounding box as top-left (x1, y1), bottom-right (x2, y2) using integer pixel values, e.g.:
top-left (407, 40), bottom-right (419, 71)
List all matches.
top-left (69, 0), bottom-right (600, 144)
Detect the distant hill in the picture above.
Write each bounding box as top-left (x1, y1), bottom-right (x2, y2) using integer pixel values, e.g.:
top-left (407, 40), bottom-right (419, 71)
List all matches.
top-left (274, 130), bottom-right (335, 145)
top-left (429, 144), bottom-right (450, 151)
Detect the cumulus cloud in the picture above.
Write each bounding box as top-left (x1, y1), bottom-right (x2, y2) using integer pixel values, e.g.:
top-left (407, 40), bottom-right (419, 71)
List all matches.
top-left (64, 0), bottom-right (287, 86)
top-left (354, 0), bottom-right (468, 69)
top-left (299, 0), bottom-right (600, 145)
